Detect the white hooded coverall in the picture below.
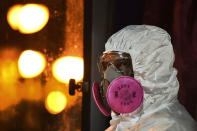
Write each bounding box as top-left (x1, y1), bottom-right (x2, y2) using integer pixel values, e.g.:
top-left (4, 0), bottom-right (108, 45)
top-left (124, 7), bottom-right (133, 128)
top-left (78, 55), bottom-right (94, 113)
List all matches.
top-left (104, 25), bottom-right (197, 131)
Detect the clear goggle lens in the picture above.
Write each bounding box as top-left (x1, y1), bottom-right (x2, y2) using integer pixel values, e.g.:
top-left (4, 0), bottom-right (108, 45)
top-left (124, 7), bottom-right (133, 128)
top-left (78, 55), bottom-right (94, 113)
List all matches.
top-left (97, 51), bottom-right (133, 77)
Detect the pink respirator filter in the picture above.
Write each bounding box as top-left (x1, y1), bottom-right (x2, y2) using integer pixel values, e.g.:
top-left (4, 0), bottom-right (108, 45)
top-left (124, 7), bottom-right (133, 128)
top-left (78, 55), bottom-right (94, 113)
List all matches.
top-left (107, 76), bottom-right (143, 114)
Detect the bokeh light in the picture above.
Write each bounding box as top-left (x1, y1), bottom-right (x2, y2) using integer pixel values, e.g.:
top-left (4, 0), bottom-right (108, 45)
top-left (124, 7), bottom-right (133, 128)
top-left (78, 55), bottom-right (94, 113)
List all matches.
top-left (1, 60), bottom-right (18, 84)
top-left (18, 4), bottom-right (49, 34)
top-left (7, 4), bottom-right (22, 30)
top-left (45, 91), bottom-right (67, 115)
top-left (52, 56), bottom-right (84, 83)
top-left (18, 50), bottom-right (46, 78)
top-left (0, 48), bottom-right (20, 111)
top-left (7, 4), bottom-right (49, 34)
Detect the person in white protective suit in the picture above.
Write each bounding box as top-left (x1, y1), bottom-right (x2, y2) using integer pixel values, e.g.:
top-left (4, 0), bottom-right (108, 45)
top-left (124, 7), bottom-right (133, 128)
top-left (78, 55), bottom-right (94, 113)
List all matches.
top-left (92, 25), bottom-right (197, 131)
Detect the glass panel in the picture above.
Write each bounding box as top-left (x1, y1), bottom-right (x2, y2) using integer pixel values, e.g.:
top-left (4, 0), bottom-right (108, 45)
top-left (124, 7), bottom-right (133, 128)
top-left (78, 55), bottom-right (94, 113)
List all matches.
top-left (0, 0), bottom-right (83, 130)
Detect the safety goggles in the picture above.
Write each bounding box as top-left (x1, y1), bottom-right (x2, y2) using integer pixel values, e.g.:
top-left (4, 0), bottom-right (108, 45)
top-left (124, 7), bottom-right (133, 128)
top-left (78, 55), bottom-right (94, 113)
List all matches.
top-left (97, 51), bottom-right (134, 77)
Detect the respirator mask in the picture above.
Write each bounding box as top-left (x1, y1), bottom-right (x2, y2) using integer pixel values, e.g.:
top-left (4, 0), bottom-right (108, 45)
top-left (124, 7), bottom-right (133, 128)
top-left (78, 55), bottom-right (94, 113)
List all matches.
top-left (92, 51), bottom-right (143, 116)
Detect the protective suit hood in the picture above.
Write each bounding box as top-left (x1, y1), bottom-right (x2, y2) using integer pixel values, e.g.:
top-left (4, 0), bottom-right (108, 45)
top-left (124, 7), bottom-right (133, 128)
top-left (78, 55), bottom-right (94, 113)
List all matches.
top-left (105, 25), bottom-right (197, 131)
top-left (106, 25), bottom-right (178, 114)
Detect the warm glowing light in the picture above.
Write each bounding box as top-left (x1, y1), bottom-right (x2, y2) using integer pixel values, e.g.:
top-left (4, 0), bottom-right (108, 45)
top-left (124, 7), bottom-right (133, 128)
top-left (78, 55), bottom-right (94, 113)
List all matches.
top-left (1, 60), bottom-right (18, 84)
top-left (18, 4), bottom-right (49, 34)
top-left (52, 56), bottom-right (84, 83)
top-left (18, 50), bottom-right (46, 78)
top-left (7, 4), bottom-right (23, 30)
top-left (45, 91), bottom-right (67, 114)
top-left (7, 4), bottom-right (49, 34)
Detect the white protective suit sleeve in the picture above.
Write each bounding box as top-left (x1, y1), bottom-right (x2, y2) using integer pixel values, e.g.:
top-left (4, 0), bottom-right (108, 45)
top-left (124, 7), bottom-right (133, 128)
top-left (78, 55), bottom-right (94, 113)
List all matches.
top-left (104, 25), bottom-right (197, 131)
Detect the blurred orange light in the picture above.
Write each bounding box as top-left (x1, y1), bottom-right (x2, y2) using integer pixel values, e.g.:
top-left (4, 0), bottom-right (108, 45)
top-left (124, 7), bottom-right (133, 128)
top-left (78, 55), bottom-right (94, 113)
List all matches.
top-left (18, 50), bottom-right (46, 78)
top-left (45, 91), bottom-right (67, 115)
top-left (7, 4), bottom-right (23, 30)
top-left (18, 4), bottom-right (49, 34)
top-left (52, 56), bottom-right (84, 83)
top-left (1, 60), bottom-right (18, 84)
top-left (7, 4), bottom-right (49, 34)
